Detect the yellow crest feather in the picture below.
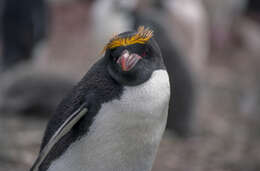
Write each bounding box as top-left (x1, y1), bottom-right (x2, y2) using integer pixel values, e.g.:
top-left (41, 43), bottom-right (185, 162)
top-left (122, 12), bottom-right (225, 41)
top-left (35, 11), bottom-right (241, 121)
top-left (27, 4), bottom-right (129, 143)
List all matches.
top-left (102, 26), bottom-right (153, 54)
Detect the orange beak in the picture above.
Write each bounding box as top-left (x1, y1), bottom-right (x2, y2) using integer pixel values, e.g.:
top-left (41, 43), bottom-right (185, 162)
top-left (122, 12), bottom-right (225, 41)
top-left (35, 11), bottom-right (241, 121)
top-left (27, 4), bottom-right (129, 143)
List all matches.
top-left (117, 50), bottom-right (141, 71)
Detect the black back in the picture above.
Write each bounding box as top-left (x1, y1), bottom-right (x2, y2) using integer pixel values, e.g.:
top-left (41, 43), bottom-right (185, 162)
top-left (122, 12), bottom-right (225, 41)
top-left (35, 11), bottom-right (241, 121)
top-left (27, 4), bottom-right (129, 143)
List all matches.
top-left (33, 58), bottom-right (123, 171)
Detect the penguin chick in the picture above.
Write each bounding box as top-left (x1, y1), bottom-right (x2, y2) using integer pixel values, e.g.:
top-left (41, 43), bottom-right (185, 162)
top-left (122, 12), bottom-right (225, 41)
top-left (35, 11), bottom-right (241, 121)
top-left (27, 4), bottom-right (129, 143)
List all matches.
top-left (30, 26), bottom-right (170, 171)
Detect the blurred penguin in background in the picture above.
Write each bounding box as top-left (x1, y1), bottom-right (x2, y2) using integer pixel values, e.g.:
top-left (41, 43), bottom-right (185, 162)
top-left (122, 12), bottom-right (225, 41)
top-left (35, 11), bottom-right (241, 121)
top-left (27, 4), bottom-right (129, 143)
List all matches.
top-left (237, 0), bottom-right (260, 116)
top-left (0, 0), bottom-right (49, 71)
top-left (242, 0), bottom-right (260, 52)
top-left (0, 0), bottom-right (4, 33)
top-left (162, 0), bottom-right (209, 77)
top-left (240, 0), bottom-right (260, 51)
top-left (245, 0), bottom-right (260, 21)
top-left (0, 0), bottom-right (76, 117)
top-left (90, 0), bottom-right (206, 137)
top-left (203, 0), bottom-right (247, 55)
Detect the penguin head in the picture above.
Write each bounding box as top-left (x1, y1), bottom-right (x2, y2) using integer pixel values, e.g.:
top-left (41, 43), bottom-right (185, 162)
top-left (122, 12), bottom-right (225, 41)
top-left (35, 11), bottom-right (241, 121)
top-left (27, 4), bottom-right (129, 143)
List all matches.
top-left (103, 26), bottom-right (165, 86)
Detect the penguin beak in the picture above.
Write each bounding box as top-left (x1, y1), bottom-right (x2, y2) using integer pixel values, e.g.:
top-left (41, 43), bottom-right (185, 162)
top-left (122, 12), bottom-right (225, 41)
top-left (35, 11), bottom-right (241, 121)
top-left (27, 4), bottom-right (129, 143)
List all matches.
top-left (117, 50), bottom-right (142, 71)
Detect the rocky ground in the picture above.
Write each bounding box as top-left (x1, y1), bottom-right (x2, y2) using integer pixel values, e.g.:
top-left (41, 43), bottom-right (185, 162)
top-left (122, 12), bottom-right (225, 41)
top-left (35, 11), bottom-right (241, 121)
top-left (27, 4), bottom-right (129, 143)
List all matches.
top-left (1, 1), bottom-right (260, 171)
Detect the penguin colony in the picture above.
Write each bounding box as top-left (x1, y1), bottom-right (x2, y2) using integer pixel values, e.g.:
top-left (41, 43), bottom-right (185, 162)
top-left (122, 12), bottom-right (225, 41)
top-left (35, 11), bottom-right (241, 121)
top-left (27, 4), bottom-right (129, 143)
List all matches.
top-left (31, 26), bottom-right (170, 171)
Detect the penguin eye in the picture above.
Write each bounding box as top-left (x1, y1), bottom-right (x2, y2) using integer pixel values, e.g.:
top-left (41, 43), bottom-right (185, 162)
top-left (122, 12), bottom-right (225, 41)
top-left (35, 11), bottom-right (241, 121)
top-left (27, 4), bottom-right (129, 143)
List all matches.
top-left (142, 46), bottom-right (150, 58)
top-left (110, 49), bottom-right (119, 62)
top-left (142, 51), bottom-right (146, 57)
top-left (111, 47), bottom-right (125, 62)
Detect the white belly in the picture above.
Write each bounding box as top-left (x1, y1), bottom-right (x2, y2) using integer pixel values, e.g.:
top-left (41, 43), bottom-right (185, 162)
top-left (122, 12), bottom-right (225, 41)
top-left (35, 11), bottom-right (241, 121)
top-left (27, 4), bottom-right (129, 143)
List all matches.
top-left (48, 70), bottom-right (170, 171)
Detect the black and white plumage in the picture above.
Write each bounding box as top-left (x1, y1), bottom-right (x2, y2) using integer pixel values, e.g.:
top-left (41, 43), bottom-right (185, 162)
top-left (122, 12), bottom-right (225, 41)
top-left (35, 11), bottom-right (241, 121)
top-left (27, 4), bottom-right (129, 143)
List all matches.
top-left (31, 28), bottom-right (170, 171)
top-left (90, 0), bottom-right (196, 137)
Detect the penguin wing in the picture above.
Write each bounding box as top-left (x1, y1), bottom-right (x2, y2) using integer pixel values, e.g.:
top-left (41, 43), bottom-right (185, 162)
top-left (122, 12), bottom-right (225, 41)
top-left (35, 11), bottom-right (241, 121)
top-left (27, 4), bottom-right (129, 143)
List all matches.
top-left (31, 105), bottom-right (88, 171)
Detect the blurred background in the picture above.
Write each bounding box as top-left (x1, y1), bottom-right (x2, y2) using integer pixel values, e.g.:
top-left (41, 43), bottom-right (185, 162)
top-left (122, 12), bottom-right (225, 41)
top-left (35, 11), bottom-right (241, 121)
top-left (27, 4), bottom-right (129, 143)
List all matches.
top-left (0, 0), bottom-right (260, 170)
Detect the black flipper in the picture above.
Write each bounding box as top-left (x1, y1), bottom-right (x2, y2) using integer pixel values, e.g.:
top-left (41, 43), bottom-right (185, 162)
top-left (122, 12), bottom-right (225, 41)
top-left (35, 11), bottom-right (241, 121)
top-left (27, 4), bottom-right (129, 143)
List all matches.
top-left (31, 105), bottom-right (88, 171)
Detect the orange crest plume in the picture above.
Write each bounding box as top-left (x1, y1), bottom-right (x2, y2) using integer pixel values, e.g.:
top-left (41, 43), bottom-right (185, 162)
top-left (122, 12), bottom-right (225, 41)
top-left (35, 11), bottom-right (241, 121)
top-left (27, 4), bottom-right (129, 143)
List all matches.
top-left (102, 26), bottom-right (153, 54)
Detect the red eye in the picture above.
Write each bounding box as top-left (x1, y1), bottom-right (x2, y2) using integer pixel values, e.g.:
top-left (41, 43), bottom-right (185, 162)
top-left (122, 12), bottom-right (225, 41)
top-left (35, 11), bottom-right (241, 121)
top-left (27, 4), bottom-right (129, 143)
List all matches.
top-left (142, 51), bottom-right (146, 57)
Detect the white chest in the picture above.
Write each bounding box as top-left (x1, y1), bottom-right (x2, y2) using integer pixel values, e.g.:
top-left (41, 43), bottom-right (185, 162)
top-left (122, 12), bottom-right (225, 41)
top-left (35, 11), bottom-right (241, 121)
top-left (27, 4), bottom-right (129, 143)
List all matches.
top-left (48, 70), bottom-right (170, 171)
